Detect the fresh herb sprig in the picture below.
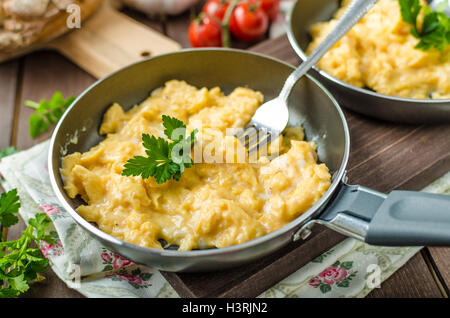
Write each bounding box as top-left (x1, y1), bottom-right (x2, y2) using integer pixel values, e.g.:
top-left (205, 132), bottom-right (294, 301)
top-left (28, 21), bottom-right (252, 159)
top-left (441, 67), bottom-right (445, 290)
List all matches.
top-left (0, 189), bottom-right (20, 228)
top-left (0, 189), bottom-right (54, 298)
top-left (25, 92), bottom-right (75, 138)
top-left (122, 115), bottom-right (198, 184)
top-left (0, 147), bottom-right (19, 160)
top-left (399, 0), bottom-right (450, 50)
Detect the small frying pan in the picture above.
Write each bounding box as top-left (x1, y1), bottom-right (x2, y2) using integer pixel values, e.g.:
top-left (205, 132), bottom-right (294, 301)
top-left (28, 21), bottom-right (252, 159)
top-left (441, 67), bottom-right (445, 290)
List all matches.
top-left (48, 49), bottom-right (450, 272)
top-left (287, 0), bottom-right (450, 124)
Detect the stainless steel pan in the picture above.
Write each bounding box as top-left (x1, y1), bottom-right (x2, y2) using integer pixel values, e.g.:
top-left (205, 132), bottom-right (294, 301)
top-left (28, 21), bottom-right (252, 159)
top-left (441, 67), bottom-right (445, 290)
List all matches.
top-left (48, 49), bottom-right (450, 272)
top-left (287, 0), bottom-right (450, 124)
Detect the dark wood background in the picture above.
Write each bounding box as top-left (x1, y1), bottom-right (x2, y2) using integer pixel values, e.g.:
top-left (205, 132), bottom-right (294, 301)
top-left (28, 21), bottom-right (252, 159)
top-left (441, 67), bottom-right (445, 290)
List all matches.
top-left (0, 4), bottom-right (449, 298)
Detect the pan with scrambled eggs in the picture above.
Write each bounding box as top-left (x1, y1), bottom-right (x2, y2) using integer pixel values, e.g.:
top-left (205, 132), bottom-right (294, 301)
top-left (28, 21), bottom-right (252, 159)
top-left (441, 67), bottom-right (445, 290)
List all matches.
top-left (306, 0), bottom-right (450, 99)
top-left (60, 80), bottom-right (331, 251)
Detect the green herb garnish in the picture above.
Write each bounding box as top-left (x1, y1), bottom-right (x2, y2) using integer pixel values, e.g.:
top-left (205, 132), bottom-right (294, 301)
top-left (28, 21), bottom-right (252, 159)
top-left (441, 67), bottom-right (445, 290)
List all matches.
top-left (399, 0), bottom-right (450, 50)
top-left (0, 189), bottom-right (20, 228)
top-left (25, 92), bottom-right (75, 138)
top-left (0, 147), bottom-right (19, 160)
top-left (122, 115), bottom-right (198, 184)
top-left (0, 189), bottom-right (54, 298)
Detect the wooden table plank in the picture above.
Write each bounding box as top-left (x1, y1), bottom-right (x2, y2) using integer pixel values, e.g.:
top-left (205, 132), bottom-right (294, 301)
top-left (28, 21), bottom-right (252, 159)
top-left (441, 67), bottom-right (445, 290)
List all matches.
top-left (0, 59), bottom-right (20, 248)
top-left (428, 247), bottom-right (450, 293)
top-left (347, 123), bottom-right (450, 192)
top-left (14, 51), bottom-right (96, 149)
top-left (8, 51), bottom-right (97, 298)
top-left (345, 115), bottom-right (419, 169)
top-left (249, 35), bottom-right (300, 65)
top-left (0, 60), bottom-right (20, 148)
top-left (367, 251), bottom-right (443, 298)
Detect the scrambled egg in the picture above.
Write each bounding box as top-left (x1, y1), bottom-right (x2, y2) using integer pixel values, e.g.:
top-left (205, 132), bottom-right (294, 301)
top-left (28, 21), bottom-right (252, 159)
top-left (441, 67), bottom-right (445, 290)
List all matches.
top-left (306, 0), bottom-right (450, 99)
top-left (61, 80), bottom-right (331, 251)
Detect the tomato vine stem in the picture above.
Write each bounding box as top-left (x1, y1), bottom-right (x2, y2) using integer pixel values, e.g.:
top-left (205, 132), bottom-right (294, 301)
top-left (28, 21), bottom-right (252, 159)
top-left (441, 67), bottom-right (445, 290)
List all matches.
top-left (221, 0), bottom-right (239, 47)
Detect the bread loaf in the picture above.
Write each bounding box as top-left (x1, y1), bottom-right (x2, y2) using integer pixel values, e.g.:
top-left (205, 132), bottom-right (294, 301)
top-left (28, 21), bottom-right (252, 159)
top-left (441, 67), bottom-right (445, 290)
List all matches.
top-left (0, 0), bottom-right (102, 53)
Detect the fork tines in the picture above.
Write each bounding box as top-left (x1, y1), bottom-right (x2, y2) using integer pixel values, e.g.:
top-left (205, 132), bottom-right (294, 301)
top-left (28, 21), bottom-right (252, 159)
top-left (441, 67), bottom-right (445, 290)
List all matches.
top-left (235, 124), bottom-right (273, 156)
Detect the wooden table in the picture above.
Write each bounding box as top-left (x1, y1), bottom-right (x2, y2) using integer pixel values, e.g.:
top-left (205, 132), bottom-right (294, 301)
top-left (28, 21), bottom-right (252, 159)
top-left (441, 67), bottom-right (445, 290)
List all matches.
top-left (1, 6), bottom-right (449, 298)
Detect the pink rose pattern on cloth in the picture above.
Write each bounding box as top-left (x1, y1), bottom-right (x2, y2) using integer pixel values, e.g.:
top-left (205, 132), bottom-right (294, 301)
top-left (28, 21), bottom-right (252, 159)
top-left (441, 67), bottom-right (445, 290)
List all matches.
top-left (105, 268), bottom-right (153, 289)
top-left (319, 266), bottom-right (348, 284)
top-left (40, 239), bottom-right (64, 258)
top-left (100, 248), bottom-right (152, 289)
top-left (40, 203), bottom-right (67, 219)
top-left (101, 248), bottom-right (136, 270)
top-left (115, 273), bottom-right (143, 286)
top-left (308, 261), bottom-right (357, 294)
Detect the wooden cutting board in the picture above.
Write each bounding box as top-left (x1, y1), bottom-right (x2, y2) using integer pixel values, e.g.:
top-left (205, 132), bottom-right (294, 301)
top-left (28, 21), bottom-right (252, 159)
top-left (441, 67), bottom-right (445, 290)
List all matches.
top-left (161, 35), bottom-right (450, 298)
top-left (0, 2), bottom-right (181, 79)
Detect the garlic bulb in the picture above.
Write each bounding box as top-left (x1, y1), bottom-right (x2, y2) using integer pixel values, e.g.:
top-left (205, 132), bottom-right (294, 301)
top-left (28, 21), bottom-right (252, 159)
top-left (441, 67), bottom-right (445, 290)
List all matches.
top-left (3, 0), bottom-right (50, 18)
top-left (121, 0), bottom-right (199, 16)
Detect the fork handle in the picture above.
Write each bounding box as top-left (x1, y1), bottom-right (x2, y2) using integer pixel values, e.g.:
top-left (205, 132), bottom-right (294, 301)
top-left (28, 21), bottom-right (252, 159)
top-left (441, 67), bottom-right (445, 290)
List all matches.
top-left (279, 0), bottom-right (378, 102)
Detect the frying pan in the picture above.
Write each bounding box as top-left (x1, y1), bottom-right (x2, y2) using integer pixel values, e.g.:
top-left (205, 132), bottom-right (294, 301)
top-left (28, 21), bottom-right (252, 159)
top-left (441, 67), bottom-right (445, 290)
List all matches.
top-left (287, 0), bottom-right (450, 124)
top-left (48, 49), bottom-right (450, 272)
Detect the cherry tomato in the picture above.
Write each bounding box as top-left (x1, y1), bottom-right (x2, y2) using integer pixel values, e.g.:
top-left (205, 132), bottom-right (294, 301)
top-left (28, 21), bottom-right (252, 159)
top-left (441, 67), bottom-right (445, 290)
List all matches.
top-left (258, 0), bottom-right (280, 21)
top-left (202, 0), bottom-right (230, 21)
top-left (188, 15), bottom-right (222, 47)
top-left (229, 2), bottom-right (269, 42)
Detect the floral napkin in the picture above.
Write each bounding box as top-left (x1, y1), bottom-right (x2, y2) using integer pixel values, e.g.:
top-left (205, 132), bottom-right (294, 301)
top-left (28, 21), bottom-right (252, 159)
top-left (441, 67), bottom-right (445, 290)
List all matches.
top-left (0, 141), bottom-right (448, 298)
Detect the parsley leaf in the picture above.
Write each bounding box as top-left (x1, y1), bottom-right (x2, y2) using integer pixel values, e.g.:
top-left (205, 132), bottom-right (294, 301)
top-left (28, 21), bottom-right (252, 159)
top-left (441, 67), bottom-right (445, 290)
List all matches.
top-left (399, 0), bottom-right (450, 50)
top-left (0, 189), bottom-right (54, 298)
top-left (8, 274), bottom-right (29, 293)
top-left (162, 115), bottom-right (186, 142)
top-left (25, 92), bottom-right (76, 138)
top-left (399, 0), bottom-right (422, 27)
top-left (0, 189), bottom-right (20, 228)
top-left (122, 116), bottom-right (197, 184)
top-left (0, 147), bottom-right (20, 160)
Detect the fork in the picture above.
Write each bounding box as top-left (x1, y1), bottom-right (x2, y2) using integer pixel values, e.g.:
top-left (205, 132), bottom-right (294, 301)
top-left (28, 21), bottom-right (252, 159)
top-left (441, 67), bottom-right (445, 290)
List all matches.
top-left (236, 0), bottom-right (378, 154)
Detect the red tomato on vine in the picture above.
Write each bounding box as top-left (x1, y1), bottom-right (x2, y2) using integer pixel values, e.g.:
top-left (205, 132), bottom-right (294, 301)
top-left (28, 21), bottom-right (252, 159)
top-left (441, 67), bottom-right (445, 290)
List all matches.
top-left (202, 0), bottom-right (230, 21)
top-left (229, 1), bottom-right (269, 42)
top-left (188, 15), bottom-right (222, 47)
top-left (258, 0), bottom-right (280, 21)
